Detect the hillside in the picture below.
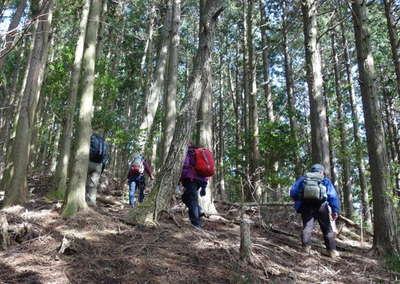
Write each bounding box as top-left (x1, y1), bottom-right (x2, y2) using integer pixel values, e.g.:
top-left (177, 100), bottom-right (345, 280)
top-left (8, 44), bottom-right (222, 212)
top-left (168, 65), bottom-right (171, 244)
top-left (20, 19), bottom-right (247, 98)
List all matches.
top-left (0, 174), bottom-right (397, 283)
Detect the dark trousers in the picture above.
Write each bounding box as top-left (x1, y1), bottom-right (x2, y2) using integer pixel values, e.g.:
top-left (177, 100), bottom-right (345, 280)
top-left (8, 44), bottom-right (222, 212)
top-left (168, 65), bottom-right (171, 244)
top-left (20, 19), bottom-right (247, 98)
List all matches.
top-left (128, 175), bottom-right (145, 205)
top-left (181, 179), bottom-right (203, 227)
top-left (300, 202), bottom-right (336, 251)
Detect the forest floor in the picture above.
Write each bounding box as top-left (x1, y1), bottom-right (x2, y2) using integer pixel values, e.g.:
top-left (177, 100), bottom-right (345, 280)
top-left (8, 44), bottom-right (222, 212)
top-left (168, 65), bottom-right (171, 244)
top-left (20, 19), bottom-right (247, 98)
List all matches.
top-left (0, 172), bottom-right (399, 284)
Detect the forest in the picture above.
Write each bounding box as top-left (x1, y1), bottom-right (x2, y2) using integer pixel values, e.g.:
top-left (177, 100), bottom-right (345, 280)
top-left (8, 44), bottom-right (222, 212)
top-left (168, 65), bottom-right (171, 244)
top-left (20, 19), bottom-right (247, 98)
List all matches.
top-left (0, 0), bottom-right (400, 282)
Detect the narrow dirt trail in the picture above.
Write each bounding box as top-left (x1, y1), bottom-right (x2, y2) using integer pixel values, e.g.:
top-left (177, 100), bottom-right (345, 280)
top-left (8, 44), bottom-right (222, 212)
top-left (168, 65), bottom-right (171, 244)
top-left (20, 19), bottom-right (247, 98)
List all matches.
top-left (0, 174), bottom-right (398, 283)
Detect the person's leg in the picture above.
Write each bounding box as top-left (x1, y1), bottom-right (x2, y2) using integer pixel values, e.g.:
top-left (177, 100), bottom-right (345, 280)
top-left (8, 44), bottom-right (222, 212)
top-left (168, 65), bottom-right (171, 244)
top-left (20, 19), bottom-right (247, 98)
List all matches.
top-left (182, 180), bottom-right (201, 227)
top-left (301, 206), bottom-right (316, 248)
top-left (138, 175), bottom-right (145, 202)
top-left (317, 202), bottom-right (337, 253)
top-left (128, 180), bottom-right (137, 206)
top-left (86, 161), bottom-right (102, 206)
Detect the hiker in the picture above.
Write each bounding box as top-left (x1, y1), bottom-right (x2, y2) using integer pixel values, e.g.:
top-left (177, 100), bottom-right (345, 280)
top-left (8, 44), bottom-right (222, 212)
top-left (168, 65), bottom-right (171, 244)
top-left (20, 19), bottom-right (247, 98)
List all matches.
top-left (127, 154), bottom-right (153, 206)
top-left (86, 133), bottom-right (108, 206)
top-left (180, 143), bottom-right (215, 227)
top-left (290, 163), bottom-right (341, 258)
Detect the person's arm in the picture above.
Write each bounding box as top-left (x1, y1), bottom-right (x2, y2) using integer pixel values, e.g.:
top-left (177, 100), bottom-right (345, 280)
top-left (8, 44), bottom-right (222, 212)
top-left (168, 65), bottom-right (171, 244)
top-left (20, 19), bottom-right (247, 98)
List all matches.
top-left (325, 179), bottom-right (340, 220)
top-left (290, 177), bottom-right (304, 201)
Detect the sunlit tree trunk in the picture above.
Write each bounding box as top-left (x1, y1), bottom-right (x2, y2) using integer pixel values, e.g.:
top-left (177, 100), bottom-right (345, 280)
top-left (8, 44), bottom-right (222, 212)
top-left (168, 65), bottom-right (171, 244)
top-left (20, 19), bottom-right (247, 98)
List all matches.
top-left (160, 0), bottom-right (180, 164)
top-left (351, 0), bottom-right (399, 255)
top-left (301, 0), bottom-right (331, 174)
top-left (51, 0), bottom-right (90, 199)
top-left (127, 0), bottom-right (224, 225)
top-left (62, 0), bottom-right (101, 218)
top-left (2, 1), bottom-right (54, 207)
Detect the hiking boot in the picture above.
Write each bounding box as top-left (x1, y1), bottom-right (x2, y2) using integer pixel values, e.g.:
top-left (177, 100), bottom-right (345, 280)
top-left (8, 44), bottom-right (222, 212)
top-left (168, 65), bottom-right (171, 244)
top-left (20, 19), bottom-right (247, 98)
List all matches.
top-left (329, 250), bottom-right (340, 259)
top-left (303, 245), bottom-right (311, 254)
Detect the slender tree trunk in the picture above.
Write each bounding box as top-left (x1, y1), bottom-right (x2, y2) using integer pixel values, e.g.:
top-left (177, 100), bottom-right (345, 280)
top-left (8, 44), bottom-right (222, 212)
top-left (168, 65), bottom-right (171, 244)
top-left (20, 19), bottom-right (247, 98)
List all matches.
top-left (51, 0), bottom-right (90, 199)
top-left (127, 0), bottom-right (224, 225)
top-left (62, 0), bottom-right (101, 218)
top-left (301, 0), bottom-right (331, 174)
top-left (217, 55), bottom-right (226, 201)
top-left (138, 3), bottom-right (172, 150)
top-left (351, 0), bottom-right (399, 255)
top-left (0, 0), bottom-right (27, 69)
top-left (282, 0), bottom-right (301, 178)
top-left (2, 1), bottom-right (53, 207)
top-left (383, 0), bottom-right (400, 97)
top-left (331, 31), bottom-right (353, 219)
top-left (258, 0), bottom-right (274, 122)
top-left (340, 21), bottom-right (372, 228)
top-left (246, 0), bottom-right (262, 201)
top-left (160, 0), bottom-right (180, 164)
top-left (95, 0), bottom-right (107, 60)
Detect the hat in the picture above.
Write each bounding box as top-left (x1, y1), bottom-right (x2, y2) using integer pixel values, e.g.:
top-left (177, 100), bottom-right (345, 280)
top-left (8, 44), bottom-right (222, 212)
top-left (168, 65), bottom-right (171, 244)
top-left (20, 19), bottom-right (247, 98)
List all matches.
top-left (310, 163), bottom-right (325, 173)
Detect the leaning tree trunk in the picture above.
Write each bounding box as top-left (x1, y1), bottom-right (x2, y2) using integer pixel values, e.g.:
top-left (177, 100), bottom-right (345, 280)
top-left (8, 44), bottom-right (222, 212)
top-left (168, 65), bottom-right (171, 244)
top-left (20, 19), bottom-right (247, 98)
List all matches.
top-left (351, 0), bottom-right (399, 255)
top-left (127, 0), bottom-right (224, 226)
top-left (383, 0), bottom-right (400, 97)
top-left (160, 0), bottom-right (180, 164)
top-left (331, 31), bottom-right (354, 219)
top-left (2, 1), bottom-right (54, 207)
top-left (62, 0), bottom-right (101, 218)
top-left (51, 0), bottom-right (90, 200)
top-left (301, 0), bottom-right (331, 174)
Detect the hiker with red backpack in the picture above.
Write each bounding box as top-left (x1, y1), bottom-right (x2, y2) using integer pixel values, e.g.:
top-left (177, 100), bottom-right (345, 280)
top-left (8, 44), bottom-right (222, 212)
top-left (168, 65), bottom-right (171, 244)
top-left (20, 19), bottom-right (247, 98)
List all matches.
top-left (180, 143), bottom-right (215, 227)
top-left (290, 163), bottom-right (341, 258)
top-left (127, 154), bottom-right (153, 206)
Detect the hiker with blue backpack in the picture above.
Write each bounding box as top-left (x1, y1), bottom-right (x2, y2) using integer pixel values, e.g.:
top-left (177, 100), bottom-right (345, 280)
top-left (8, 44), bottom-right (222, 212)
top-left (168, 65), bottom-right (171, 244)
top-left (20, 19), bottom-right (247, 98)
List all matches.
top-left (180, 143), bottom-right (215, 228)
top-left (127, 154), bottom-right (153, 206)
top-left (86, 133), bottom-right (108, 206)
top-left (290, 163), bottom-right (341, 258)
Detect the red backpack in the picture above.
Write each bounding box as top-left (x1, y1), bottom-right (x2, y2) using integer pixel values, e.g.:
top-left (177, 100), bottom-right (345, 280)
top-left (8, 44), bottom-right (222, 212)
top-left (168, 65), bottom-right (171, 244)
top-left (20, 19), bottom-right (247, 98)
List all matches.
top-left (194, 148), bottom-right (215, 177)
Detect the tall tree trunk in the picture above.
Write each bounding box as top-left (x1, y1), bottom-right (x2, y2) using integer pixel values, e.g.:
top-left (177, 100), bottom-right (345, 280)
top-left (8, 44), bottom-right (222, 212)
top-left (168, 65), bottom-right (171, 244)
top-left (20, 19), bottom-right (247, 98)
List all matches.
top-left (383, 0), bottom-right (400, 97)
top-left (282, 0), bottom-right (301, 178)
top-left (340, 21), bottom-right (372, 228)
top-left (127, 0), bottom-right (224, 226)
top-left (217, 54), bottom-right (227, 201)
top-left (2, 1), bottom-right (53, 207)
top-left (331, 31), bottom-right (353, 219)
top-left (160, 0), bottom-right (180, 164)
top-left (51, 0), bottom-right (91, 199)
top-left (246, 0), bottom-right (262, 201)
top-left (351, 0), bottom-right (399, 255)
top-left (258, 0), bottom-right (274, 122)
top-left (0, 0), bottom-right (27, 69)
top-left (138, 3), bottom-right (172, 150)
top-left (301, 0), bottom-right (331, 174)
top-left (62, 0), bottom-right (101, 218)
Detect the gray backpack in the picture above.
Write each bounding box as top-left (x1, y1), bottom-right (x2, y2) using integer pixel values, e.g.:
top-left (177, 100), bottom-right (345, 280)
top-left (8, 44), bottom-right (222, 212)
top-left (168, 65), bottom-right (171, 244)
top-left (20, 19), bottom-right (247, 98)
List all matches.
top-left (301, 172), bottom-right (327, 202)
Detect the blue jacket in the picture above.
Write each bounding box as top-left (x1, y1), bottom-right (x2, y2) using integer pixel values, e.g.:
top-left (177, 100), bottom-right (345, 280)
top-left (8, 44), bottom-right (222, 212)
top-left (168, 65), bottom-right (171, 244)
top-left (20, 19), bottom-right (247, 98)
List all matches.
top-left (290, 176), bottom-right (340, 213)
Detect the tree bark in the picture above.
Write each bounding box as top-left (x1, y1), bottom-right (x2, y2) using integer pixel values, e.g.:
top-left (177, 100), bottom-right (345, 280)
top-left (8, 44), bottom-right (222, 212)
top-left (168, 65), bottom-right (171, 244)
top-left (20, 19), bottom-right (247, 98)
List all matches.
top-left (301, 0), bottom-right (331, 174)
top-left (127, 0), bottom-right (224, 226)
top-left (160, 0), bottom-right (180, 164)
top-left (331, 31), bottom-right (353, 219)
top-left (2, 1), bottom-right (54, 207)
top-left (383, 0), bottom-right (400, 97)
top-left (62, 0), bottom-right (102, 218)
top-left (351, 0), bottom-right (399, 255)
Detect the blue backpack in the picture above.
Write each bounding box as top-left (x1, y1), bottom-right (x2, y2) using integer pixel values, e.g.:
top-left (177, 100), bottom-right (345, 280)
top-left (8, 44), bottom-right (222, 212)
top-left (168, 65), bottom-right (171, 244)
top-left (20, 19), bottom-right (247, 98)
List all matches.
top-left (89, 133), bottom-right (107, 163)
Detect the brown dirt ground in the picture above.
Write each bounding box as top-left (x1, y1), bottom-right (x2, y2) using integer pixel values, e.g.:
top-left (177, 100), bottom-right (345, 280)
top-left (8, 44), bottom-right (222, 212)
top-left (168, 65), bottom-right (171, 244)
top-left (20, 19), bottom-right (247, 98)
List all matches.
top-left (0, 173), bottom-right (399, 283)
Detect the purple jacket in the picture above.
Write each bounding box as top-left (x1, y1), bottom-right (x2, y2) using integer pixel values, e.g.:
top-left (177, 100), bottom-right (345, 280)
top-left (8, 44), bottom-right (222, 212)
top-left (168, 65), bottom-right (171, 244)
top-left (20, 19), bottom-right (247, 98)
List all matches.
top-left (180, 146), bottom-right (208, 185)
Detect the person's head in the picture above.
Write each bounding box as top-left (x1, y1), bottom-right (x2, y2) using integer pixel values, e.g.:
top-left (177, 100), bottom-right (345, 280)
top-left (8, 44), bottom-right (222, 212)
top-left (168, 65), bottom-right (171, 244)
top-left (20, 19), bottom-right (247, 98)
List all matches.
top-left (310, 163), bottom-right (325, 174)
